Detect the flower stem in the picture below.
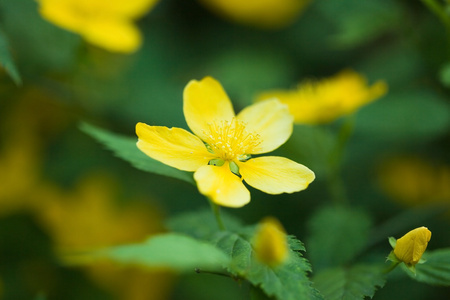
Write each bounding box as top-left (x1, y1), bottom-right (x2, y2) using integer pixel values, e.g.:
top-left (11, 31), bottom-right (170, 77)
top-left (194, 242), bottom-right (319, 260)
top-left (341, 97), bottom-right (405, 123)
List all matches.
top-left (327, 116), bottom-right (355, 204)
top-left (421, 0), bottom-right (450, 32)
top-left (383, 262), bottom-right (400, 274)
top-left (209, 200), bottom-right (226, 231)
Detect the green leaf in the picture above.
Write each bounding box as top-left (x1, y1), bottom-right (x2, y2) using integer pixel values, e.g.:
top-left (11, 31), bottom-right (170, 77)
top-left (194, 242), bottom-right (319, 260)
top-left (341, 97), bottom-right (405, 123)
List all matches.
top-left (0, 29), bottom-right (21, 85)
top-left (406, 248), bottom-right (450, 286)
top-left (354, 90), bottom-right (450, 142)
top-left (166, 209), bottom-right (243, 240)
top-left (313, 265), bottom-right (386, 300)
top-left (80, 122), bottom-right (194, 184)
top-left (316, 0), bottom-right (403, 49)
top-left (307, 205), bottom-right (372, 271)
top-left (211, 229), bottom-right (323, 300)
top-left (76, 233), bottom-right (230, 272)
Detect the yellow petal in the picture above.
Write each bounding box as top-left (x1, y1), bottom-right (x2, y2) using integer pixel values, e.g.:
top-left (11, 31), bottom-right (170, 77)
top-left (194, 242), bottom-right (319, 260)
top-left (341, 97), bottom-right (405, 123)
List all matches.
top-left (183, 77), bottom-right (235, 141)
top-left (107, 0), bottom-right (160, 18)
top-left (136, 123), bottom-right (214, 172)
top-left (394, 226), bottom-right (432, 265)
top-left (38, 0), bottom-right (87, 33)
top-left (194, 163), bottom-right (250, 208)
top-left (81, 18), bottom-right (142, 53)
top-left (237, 99), bottom-right (293, 154)
top-left (239, 156), bottom-right (315, 194)
top-left (197, 0), bottom-right (310, 29)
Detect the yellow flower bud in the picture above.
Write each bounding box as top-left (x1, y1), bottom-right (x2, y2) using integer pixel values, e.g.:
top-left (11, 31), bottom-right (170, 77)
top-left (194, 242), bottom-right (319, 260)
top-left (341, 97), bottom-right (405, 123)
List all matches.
top-left (393, 226), bottom-right (432, 265)
top-left (253, 217), bottom-right (288, 267)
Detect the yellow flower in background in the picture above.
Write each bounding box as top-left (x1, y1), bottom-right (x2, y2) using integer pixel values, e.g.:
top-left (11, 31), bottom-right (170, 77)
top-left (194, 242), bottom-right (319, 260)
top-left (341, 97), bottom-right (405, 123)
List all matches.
top-left (253, 217), bottom-right (289, 267)
top-left (378, 156), bottom-right (450, 206)
top-left (197, 0), bottom-right (310, 28)
top-left (37, 0), bottom-right (159, 53)
top-left (35, 174), bottom-right (164, 250)
top-left (34, 174), bottom-right (172, 300)
top-left (256, 70), bottom-right (387, 124)
top-left (136, 77), bottom-right (315, 208)
top-left (393, 227), bottom-right (431, 266)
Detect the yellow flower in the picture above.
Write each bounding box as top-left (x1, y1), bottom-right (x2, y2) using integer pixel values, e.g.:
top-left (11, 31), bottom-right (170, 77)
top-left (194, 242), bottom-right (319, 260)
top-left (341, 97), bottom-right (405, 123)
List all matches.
top-left (256, 70), bottom-right (388, 124)
top-left (34, 174), bottom-right (173, 300)
top-left (378, 156), bottom-right (450, 206)
top-left (37, 0), bottom-right (159, 53)
top-left (197, 0), bottom-right (310, 28)
top-left (393, 227), bottom-right (432, 266)
top-left (136, 77), bottom-right (315, 208)
top-left (253, 217), bottom-right (289, 267)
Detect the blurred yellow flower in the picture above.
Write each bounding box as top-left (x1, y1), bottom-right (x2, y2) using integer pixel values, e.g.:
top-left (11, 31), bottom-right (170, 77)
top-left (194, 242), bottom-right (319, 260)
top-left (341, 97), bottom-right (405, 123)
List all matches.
top-left (198, 0), bottom-right (310, 28)
top-left (393, 227), bottom-right (431, 266)
top-left (253, 217), bottom-right (288, 267)
top-left (256, 70), bottom-right (387, 124)
top-left (34, 174), bottom-right (172, 300)
top-left (37, 0), bottom-right (159, 53)
top-left (378, 156), bottom-right (450, 206)
top-left (136, 77), bottom-right (315, 208)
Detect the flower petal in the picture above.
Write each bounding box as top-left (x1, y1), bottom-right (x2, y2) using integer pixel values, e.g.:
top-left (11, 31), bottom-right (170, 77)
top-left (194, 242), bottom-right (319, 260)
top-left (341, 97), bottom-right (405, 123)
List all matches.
top-left (82, 18), bottom-right (142, 53)
top-left (236, 99), bottom-right (293, 154)
top-left (107, 0), bottom-right (159, 19)
top-left (239, 156), bottom-right (315, 194)
top-left (194, 163), bottom-right (250, 208)
top-left (136, 123), bottom-right (214, 172)
top-left (183, 77), bottom-right (235, 141)
top-left (38, 0), bottom-right (87, 33)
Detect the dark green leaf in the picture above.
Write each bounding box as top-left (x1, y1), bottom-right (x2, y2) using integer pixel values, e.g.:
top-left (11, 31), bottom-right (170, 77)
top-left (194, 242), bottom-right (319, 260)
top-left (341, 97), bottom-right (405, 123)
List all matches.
top-left (0, 29), bottom-right (21, 85)
top-left (80, 122), bottom-right (194, 184)
top-left (307, 205), bottom-right (372, 271)
top-left (81, 233), bottom-right (230, 272)
top-left (313, 265), bottom-right (386, 300)
top-left (406, 248), bottom-right (450, 286)
top-left (211, 229), bottom-right (322, 300)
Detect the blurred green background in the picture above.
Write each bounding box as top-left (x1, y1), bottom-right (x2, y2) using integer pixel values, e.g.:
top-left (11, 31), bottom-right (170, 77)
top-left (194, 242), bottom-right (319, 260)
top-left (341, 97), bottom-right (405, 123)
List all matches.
top-left (1, 0), bottom-right (450, 299)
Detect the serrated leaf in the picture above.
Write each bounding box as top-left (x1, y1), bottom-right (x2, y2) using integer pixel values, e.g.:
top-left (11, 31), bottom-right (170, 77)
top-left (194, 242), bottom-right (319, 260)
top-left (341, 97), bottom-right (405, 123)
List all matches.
top-left (211, 229), bottom-right (322, 300)
top-left (307, 205), bottom-right (372, 271)
top-left (66, 233), bottom-right (230, 272)
top-left (313, 265), bottom-right (386, 300)
top-left (0, 28), bottom-right (21, 85)
top-left (166, 209), bottom-right (243, 240)
top-left (80, 122), bottom-right (194, 184)
top-left (405, 248), bottom-right (450, 286)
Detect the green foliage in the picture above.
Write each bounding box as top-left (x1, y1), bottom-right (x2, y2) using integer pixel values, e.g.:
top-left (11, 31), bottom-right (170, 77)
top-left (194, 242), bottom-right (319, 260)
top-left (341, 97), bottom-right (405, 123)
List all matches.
top-left (92, 233), bottom-right (230, 272)
top-left (0, 28), bottom-right (21, 85)
top-left (211, 230), bottom-right (323, 300)
top-left (313, 265), bottom-right (386, 300)
top-left (405, 249), bottom-right (450, 286)
top-left (307, 205), bottom-right (372, 271)
top-left (316, 0), bottom-right (403, 49)
top-left (354, 90), bottom-right (450, 142)
top-left (80, 122), bottom-right (195, 184)
top-left (166, 208), bottom-right (243, 239)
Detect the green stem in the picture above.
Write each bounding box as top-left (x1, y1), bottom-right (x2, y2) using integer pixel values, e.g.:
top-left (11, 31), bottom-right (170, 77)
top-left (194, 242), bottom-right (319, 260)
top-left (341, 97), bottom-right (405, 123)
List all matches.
top-left (209, 200), bottom-right (226, 231)
top-left (421, 0), bottom-right (450, 32)
top-left (326, 116), bottom-right (355, 204)
top-left (383, 262), bottom-right (400, 274)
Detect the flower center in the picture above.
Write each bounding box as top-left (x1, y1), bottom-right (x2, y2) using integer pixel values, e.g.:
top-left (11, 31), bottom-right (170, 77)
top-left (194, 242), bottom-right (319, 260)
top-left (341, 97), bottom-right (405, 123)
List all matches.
top-left (204, 118), bottom-right (261, 161)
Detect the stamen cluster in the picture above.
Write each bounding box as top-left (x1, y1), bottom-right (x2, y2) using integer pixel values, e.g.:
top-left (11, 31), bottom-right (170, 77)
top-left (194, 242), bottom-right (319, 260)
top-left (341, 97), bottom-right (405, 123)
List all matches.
top-left (204, 118), bottom-right (261, 161)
